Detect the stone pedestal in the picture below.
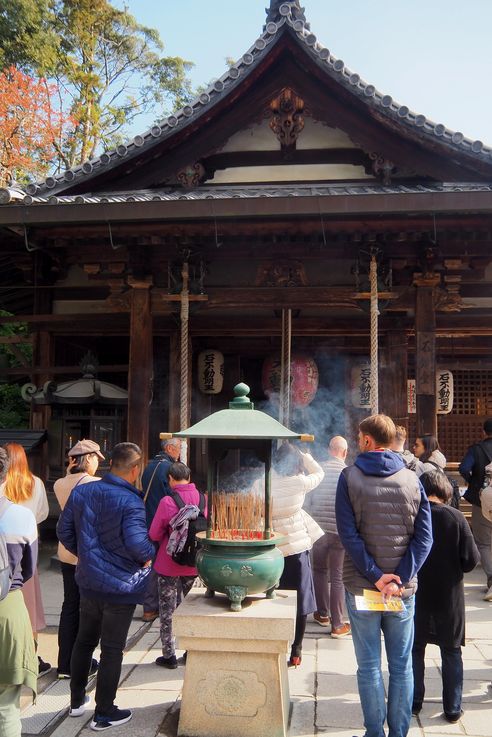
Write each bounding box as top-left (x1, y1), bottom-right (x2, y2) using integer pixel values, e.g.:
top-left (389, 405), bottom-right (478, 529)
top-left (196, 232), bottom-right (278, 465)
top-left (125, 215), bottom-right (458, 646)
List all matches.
top-left (173, 588), bottom-right (296, 737)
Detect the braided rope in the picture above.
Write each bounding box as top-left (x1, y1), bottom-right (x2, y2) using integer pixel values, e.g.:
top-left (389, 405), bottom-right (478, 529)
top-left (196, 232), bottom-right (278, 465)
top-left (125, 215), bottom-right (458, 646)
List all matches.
top-left (180, 262), bottom-right (189, 462)
top-left (370, 254), bottom-right (379, 414)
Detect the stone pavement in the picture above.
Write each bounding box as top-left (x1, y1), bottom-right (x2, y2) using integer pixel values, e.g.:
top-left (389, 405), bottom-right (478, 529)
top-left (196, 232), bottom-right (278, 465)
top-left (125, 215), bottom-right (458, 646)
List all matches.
top-left (22, 541), bottom-right (492, 737)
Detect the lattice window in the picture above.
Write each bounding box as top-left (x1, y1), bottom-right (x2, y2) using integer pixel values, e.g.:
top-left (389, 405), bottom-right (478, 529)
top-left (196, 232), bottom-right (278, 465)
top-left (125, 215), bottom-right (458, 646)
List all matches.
top-left (408, 370), bottom-right (492, 462)
top-left (452, 370), bottom-right (492, 416)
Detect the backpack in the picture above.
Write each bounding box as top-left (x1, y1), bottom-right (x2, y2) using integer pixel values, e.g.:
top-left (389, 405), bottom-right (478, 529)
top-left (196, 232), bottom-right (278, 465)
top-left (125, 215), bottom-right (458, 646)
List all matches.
top-left (0, 497), bottom-right (12, 601)
top-left (170, 491), bottom-right (207, 566)
top-left (426, 461), bottom-right (461, 510)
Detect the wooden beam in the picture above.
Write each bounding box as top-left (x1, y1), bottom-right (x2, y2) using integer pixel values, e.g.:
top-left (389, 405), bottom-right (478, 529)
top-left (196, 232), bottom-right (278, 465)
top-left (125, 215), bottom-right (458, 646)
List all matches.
top-left (4, 191), bottom-right (492, 228)
top-left (203, 148), bottom-right (370, 175)
top-left (5, 364), bottom-right (128, 376)
top-left (0, 335), bottom-right (33, 344)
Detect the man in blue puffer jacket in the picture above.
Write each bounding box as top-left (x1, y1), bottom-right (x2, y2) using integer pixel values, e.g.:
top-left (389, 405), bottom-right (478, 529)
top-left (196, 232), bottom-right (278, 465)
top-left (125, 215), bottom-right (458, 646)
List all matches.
top-left (57, 442), bottom-right (155, 732)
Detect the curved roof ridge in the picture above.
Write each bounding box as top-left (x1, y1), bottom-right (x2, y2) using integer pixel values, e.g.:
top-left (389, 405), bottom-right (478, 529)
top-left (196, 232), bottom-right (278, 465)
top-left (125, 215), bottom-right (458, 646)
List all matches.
top-left (265, 1), bottom-right (308, 29)
top-left (15, 4), bottom-right (492, 198)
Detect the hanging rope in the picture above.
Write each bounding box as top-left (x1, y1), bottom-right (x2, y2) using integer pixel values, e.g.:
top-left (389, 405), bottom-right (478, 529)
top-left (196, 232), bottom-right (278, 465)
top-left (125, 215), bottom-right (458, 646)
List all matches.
top-left (370, 251), bottom-right (379, 414)
top-left (279, 308), bottom-right (292, 428)
top-left (180, 261), bottom-right (190, 463)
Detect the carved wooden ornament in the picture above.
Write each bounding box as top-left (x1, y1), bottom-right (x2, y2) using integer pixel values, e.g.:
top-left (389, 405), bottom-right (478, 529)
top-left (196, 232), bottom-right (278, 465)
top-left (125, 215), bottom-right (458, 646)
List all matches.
top-left (269, 88), bottom-right (305, 151)
top-left (177, 162), bottom-right (205, 189)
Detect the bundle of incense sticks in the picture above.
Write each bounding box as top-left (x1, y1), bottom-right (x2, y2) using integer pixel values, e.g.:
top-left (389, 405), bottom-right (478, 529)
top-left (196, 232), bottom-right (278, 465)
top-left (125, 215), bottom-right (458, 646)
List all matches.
top-left (211, 491), bottom-right (265, 540)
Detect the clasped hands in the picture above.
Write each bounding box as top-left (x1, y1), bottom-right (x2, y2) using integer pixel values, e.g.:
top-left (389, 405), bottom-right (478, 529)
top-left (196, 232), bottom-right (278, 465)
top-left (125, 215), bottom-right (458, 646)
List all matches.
top-left (375, 573), bottom-right (403, 602)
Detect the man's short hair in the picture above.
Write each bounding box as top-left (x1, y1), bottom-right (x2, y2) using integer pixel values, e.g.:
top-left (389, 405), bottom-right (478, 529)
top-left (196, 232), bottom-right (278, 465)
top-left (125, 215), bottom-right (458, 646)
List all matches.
top-left (394, 425), bottom-right (407, 442)
top-left (484, 419), bottom-right (492, 436)
top-left (168, 462), bottom-right (191, 482)
top-left (0, 447), bottom-right (10, 484)
top-left (420, 470), bottom-right (452, 504)
top-left (110, 442), bottom-right (142, 472)
top-left (161, 437), bottom-right (181, 451)
top-left (359, 414), bottom-right (396, 447)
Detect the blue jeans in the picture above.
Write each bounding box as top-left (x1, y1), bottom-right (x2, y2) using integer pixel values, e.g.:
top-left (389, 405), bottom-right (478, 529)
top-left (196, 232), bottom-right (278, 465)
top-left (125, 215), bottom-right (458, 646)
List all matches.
top-left (346, 591), bottom-right (415, 737)
top-left (413, 643), bottom-right (463, 716)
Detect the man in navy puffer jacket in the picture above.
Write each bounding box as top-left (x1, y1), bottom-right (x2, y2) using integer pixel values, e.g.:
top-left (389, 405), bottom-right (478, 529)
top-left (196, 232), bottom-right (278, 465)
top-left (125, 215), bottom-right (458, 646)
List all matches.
top-left (57, 442), bottom-right (155, 732)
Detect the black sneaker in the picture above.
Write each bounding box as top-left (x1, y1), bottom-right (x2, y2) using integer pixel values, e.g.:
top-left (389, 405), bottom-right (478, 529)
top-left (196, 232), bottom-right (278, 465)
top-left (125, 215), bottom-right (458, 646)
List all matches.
top-left (90, 706), bottom-right (132, 731)
top-left (155, 655), bottom-right (178, 669)
top-left (38, 656), bottom-right (52, 677)
top-left (58, 657), bottom-right (98, 680)
top-left (443, 709), bottom-right (464, 723)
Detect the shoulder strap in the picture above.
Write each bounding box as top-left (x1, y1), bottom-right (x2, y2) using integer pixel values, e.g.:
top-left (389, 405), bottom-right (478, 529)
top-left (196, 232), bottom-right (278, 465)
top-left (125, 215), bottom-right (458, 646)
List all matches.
top-left (72, 473), bottom-right (90, 490)
top-left (143, 461), bottom-right (163, 505)
top-left (198, 492), bottom-right (205, 514)
top-left (426, 460), bottom-right (444, 473)
top-left (170, 491), bottom-right (185, 509)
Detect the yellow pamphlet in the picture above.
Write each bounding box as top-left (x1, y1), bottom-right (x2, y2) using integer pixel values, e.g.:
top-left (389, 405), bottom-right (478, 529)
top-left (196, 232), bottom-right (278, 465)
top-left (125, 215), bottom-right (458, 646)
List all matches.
top-left (354, 589), bottom-right (405, 612)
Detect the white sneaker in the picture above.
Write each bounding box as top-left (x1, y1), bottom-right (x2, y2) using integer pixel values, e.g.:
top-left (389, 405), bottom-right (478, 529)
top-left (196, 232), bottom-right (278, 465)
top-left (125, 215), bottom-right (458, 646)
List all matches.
top-left (484, 585), bottom-right (492, 602)
top-left (69, 695), bottom-right (91, 717)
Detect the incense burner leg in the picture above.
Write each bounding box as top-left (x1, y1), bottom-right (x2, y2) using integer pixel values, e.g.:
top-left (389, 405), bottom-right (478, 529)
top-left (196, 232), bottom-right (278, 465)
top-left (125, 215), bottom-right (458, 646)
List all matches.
top-left (225, 585), bottom-right (247, 612)
top-left (266, 583), bottom-right (278, 599)
top-left (204, 587), bottom-right (215, 598)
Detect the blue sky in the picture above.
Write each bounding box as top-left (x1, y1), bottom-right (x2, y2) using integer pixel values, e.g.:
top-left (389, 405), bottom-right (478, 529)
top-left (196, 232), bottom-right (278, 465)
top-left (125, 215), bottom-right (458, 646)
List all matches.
top-left (117, 0), bottom-right (492, 145)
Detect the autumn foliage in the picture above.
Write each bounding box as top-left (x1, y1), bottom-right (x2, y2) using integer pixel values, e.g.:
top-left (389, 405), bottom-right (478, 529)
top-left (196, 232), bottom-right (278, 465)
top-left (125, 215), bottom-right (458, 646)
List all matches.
top-left (0, 66), bottom-right (75, 186)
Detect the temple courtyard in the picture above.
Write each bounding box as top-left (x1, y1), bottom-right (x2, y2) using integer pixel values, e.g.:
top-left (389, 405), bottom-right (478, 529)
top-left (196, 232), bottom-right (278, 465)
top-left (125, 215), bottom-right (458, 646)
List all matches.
top-left (21, 540), bottom-right (492, 737)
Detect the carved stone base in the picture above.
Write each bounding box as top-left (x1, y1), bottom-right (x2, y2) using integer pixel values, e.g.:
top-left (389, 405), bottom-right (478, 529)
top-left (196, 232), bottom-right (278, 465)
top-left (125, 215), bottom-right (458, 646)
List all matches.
top-left (174, 588), bottom-right (296, 737)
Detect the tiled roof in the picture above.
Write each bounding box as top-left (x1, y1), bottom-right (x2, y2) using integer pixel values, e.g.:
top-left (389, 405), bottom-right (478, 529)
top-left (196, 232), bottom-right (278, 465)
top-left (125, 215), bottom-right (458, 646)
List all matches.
top-left (8, 182), bottom-right (492, 207)
top-left (6, 1), bottom-right (492, 200)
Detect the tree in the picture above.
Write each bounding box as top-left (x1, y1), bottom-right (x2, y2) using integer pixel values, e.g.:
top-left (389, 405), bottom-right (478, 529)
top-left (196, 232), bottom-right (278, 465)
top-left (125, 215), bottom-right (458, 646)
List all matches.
top-left (0, 66), bottom-right (75, 186)
top-left (52, 0), bottom-right (193, 167)
top-left (0, 0), bottom-right (59, 74)
top-left (0, 1), bottom-right (193, 170)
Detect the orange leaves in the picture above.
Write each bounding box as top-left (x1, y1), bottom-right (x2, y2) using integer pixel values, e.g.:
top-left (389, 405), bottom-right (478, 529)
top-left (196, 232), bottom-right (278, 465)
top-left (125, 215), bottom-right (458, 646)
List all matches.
top-left (0, 66), bottom-right (76, 186)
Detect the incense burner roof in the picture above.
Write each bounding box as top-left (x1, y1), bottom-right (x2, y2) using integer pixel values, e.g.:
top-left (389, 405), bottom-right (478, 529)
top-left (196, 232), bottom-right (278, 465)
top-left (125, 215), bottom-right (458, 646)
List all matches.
top-left (170, 383), bottom-right (311, 440)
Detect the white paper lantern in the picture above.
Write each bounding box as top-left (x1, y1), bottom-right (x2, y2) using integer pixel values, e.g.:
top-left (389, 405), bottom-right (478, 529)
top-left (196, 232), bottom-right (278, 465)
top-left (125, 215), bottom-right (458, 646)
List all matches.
top-left (407, 370), bottom-right (453, 414)
top-left (198, 350), bottom-right (224, 394)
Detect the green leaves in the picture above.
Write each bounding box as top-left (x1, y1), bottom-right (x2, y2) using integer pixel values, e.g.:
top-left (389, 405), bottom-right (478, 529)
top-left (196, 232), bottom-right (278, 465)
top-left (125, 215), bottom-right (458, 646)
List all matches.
top-left (0, 0), bottom-right (193, 172)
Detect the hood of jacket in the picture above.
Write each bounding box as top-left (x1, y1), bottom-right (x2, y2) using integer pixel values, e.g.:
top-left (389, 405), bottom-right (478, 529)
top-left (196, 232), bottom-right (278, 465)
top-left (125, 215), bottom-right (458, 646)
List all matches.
top-left (426, 449), bottom-right (447, 469)
top-left (355, 450), bottom-right (406, 477)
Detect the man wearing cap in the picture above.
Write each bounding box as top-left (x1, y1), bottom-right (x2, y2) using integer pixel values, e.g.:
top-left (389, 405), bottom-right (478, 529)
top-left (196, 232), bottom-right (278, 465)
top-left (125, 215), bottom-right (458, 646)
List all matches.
top-left (57, 442), bottom-right (155, 731)
top-left (140, 438), bottom-right (182, 621)
top-left (54, 439), bottom-right (104, 679)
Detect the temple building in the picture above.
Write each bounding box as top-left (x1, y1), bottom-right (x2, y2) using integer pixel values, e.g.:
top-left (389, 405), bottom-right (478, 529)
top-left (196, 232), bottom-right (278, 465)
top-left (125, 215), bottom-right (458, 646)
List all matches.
top-left (1, 0), bottom-right (492, 486)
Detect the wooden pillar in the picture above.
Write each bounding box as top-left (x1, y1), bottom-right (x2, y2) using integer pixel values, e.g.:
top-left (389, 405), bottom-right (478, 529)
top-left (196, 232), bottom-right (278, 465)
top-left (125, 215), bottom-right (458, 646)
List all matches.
top-left (380, 327), bottom-right (408, 427)
top-left (31, 330), bottom-right (53, 480)
top-left (127, 278), bottom-right (153, 462)
top-left (414, 275), bottom-right (440, 437)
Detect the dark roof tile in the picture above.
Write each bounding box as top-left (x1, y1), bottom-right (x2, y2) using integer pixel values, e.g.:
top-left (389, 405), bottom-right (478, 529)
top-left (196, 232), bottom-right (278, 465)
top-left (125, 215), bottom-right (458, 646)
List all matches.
top-left (11, 3), bottom-right (492, 198)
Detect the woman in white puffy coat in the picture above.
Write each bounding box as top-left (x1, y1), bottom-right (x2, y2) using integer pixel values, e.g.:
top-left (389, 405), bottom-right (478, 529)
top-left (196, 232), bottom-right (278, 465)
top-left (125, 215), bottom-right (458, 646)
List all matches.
top-left (413, 434), bottom-right (447, 474)
top-left (254, 443), bottom-right (324, 666)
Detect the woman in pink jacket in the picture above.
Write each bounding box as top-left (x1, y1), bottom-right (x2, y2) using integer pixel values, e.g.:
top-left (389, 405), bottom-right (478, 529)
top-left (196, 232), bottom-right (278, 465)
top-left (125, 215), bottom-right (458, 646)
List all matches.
top-left (149, 462), bottom-right (207, 669)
